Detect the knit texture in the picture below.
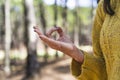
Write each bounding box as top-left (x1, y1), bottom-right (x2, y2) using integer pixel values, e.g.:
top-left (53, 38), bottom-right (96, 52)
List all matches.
top-left (71, 0), bottom-right (120, 80)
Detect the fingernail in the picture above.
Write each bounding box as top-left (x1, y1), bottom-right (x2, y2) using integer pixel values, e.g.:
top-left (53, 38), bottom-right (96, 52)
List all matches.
top-left (33, 26), bottom-right (35, 28)
top-left (34, 30), bottom-right (36, 32)
top-left (54, 26), bottom-right (58, 28)
top-left (39, 35), bottom-right (42, 38)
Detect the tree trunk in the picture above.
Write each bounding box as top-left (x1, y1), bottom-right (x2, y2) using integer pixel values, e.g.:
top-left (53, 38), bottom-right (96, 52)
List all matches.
top-left (39, 1), bottom-right (48, 62)
top-left (11, 14), bottom-right (21, 49)
top-left (97, 0), bottom-right (100, 3)
top-left (74, 0), bottom-right (80, 46)
top-left (61, 0), bottom-right (68, 57)
top-left (0, 4), bottom-right (5, 49)
top-left (54, 0), bottom-right (58, 27)
top-left (53, 0), bottom-right (59, 58)
top-left (23, 0), bottom-right (39, 79)
top-left (61, 0), bottom-right (68, 33)
top-left (4, 0), bottom-right (11, 75)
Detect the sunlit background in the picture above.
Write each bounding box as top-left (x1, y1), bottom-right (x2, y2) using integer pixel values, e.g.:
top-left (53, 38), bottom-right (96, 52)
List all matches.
top-left (44, 0), bottom-right (97, 8)
top-left (0, 0), bottom-right (97, 80)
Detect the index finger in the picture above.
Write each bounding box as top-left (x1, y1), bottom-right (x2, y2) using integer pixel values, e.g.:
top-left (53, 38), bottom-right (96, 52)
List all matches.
top-left (33, 26), bottom-right (43, 35)
top-left (46, 27), bottom-right (58, 37)
top-left (46, 27), bottom-right (64, 37)
top-left (39, 35), bottom-right (73, 51)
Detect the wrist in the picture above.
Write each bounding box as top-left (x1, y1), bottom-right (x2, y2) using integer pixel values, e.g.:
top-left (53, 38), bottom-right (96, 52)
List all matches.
top-left (63, 45), bottom-right (84, 64)
top-left (74, 50), bottom-right (84, 64)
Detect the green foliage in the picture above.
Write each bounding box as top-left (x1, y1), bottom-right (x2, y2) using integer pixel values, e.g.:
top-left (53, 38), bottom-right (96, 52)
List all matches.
top-left (3, 0), bottom-right (93, 33)
top-left (11, 0), bottom-right (23, 13)
top-left (0, 0), bottom-right (4, 5)
top-left (78, 7), bottom-right (92, 24)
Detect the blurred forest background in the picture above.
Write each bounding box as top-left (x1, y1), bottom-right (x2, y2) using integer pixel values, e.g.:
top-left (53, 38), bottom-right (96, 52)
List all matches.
top-left (0, 0), bottom-right (98, 80)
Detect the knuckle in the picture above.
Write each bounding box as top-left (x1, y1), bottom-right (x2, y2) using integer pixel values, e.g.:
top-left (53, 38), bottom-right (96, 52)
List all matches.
top-left (45, 33), bottom-right (49, 37)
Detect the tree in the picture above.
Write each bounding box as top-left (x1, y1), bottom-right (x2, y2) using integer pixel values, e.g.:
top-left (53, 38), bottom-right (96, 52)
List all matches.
top-left (97, 0), bottom-right (100, 3)
top-left (39, 0), bottom-right (48, 62)
top-left (61, 0), bottom-right (68, 33)
top-left (0, 3), bottom-right (5, 49)
top-left (74, 0), bottom-right (81, 46)
top-left (11, 5), bottom-right (22, 50)
top-left (53, 0), bottom-right (58, 27)
top-left (4, 0), bottom-right (11, 75)
top-left (23, 0), bottom-right (39, 79)
top-left (53, 0), bottom-right (59, 58)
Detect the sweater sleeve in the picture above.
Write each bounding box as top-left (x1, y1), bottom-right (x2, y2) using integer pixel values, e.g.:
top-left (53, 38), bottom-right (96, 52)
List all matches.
top-left (71, 0), bottom-right (107, 80)
top-left (71, 52), bottom-right (107, 80)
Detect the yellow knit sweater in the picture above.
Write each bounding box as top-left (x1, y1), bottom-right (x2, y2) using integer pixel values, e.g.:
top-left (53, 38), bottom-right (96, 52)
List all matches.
top-left (71, 0), bottom-right (120, 80)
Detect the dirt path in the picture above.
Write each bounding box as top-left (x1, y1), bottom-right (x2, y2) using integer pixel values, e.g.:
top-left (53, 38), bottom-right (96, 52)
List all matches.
top-left (8, 58), bottom-right (76, 80)
top-left (40, 58), bottom-right (75, 80)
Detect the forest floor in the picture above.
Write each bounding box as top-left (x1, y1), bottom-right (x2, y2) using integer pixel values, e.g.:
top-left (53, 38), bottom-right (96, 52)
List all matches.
top-left (0, 45), bottom-right (92, 80)
top-left (8, 57), bottom-right (76, 80)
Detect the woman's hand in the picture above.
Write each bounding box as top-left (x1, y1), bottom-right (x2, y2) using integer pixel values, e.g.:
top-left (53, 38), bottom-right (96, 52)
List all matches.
top-left (33, 26), bottom-right (84, 63)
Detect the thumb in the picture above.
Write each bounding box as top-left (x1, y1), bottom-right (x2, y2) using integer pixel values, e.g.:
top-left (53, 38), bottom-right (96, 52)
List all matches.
top-left (56, 27), bottom-right (64, 37)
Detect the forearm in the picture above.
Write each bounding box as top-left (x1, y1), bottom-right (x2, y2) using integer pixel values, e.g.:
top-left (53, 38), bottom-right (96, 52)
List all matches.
top-left (70, 49), bottom-right (84, 64)
top-left (62, 45), bottom-right (84, 64)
